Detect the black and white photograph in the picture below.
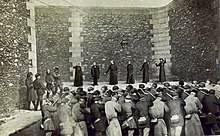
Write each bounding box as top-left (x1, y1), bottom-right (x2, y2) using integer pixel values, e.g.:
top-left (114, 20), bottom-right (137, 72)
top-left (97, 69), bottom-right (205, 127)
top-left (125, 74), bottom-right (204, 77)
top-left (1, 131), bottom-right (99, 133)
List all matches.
top-left (1, 0), bottom-right (220, 135)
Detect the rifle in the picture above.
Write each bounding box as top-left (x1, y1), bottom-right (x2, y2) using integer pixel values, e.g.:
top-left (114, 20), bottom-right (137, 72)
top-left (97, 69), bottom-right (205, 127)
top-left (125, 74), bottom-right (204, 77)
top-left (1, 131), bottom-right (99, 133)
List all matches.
top-left (139, 88), bottom-right (156, 99)
top-left (52, 93), bottom-right (66, 106)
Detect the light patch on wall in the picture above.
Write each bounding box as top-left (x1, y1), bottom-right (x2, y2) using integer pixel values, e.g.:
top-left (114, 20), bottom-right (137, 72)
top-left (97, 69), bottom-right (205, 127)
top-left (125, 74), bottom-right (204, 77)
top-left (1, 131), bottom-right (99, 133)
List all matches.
top-left (34, 0), bottom-right (174, 8)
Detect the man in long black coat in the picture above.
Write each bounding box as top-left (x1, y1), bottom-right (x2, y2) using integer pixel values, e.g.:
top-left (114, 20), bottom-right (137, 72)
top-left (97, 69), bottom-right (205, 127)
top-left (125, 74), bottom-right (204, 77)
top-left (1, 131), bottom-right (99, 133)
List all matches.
top-left (91, 62), bottom-right (100, 86)
top-left (127, 61), bottom-right (135, 84)
top-left (155, 58), bottom-right (166, 82)
top-left (140, 59), bottom-right (149, 83)
top-left (105, 60), bottom-right (118, 85)
top-left (73, 63), bottom-right (83, 87)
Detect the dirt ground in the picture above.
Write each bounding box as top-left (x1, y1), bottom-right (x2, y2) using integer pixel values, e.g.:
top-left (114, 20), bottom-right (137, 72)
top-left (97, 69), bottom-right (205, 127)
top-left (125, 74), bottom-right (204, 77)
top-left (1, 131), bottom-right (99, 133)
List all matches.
top-left (0, 110), bottom-right (41, 136)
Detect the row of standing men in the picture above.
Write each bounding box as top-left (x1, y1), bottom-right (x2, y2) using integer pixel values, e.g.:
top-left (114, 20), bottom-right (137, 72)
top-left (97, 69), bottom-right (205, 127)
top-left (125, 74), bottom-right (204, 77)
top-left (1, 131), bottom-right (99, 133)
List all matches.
top-left (73, 58), bottom-right (166, 86)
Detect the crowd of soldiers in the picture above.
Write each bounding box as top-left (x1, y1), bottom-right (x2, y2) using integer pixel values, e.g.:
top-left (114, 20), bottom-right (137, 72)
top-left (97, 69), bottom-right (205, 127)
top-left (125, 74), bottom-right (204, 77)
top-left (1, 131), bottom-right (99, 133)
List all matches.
top-left (25, 67), bottom-right (220, 136)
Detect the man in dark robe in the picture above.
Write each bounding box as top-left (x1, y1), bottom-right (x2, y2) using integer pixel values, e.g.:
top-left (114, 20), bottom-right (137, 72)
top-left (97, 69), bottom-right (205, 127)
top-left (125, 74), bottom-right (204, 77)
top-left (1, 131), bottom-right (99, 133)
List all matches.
top-left (127, 61), bottom-right (135, 84)
top-left (105, 60), bottom-right (118, 85)
top-left (91, 62), bottom-right (100, 86)
top-left (140, 59), bottom-right (149, 83)
top-left (155, 58), bottom-right (166, 83)
top-left (73, 63), bottom-right (83, 87)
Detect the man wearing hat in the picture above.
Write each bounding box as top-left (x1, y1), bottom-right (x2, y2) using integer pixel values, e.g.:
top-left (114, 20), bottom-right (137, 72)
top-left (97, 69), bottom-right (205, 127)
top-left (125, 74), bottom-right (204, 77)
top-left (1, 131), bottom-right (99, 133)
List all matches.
top-left (72, 98), bottom-right (90, 136)
top-left (167, 92), bottom-right (185, 136)
top-left (41, 97), bottom-right (57, 136)
top-left (102, 90), bottom-right (113, 103)
top-left (57, 98), bottom-right (73, 136)
top-left (87, 86), bottom-right (95, 108)
top-left (139, 84), bottom-right (145, 90)
top-left (90, 96), bottom-right (105, 136)
top-left (101, 86), bottom-right (108, 96)
top-left (112, 85), bottom-right (119, 92)
top-left (117, 89), bottom-right (126, 104)
top-left (201, 89), bottom-right (220, 135)
top-left (121, 94), bottom-right (136, 136)
top-left (105, 95), bottom-right (122, 136)
top-left (149, 93), bottom-right (169, 136)
top-left (136, 93), bottom-right (153, 136)
top-left (184, 89), bottom-right (204, 136)
top-left (126, 85), bottom-right (133, 94)
top-left (33, 73), bottom-right (46, 111)
top-left (150, 83), bottom-right (158, 96)
top-left (53, 67), bottom-right (63, 94)
top-left (65, 89), bottom-right (78, 108)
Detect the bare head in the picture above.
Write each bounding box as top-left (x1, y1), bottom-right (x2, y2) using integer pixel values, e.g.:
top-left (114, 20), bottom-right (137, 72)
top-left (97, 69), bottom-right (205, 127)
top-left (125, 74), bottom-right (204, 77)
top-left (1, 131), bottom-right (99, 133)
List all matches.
top-left (93, 62), bottom-right (96, 65)
top-left (35, 73), bottom-right (41, 79)
top-left (144, 59), bottom-right (147, 62)
top-left (46, 69), bottom-right (50, 74)
top-left (128, 61), bottom-right (131, 64)
top-left (27, 72), bottom-right (33, 79)
top-left (110, 60), bottom-right (114, 64)
top-left (206, 79), bottom-right (211, 84)
top-left (190, 91), bottom-right (196, 96)
top-left (77, 63), bottom-right (80, 66)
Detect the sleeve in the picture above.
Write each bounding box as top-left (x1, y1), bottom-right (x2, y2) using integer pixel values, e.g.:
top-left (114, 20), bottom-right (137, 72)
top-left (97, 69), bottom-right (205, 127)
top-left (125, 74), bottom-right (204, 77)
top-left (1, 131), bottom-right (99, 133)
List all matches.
top-left (149, 101), bottom-right (153, 107)
top-left (45, 75), bottom-right (50, 84)
top-left (149, 107), bottom-right (153, 117)
top-left (80, 108), bottom-right (91, 115)
top-left (91, 67), bottom-right (94, 77)
top-left (214, 96), bottom-right (220, 106)
top-left (26, 79), bottom-right (33, 88)
top-left (140, 64), bottom-right (143, 71)
top-left (155, 63), bottom-right (160, 67)
top-left (131, 103), bottom-right (137, 113)
top-left (131, 65), bottom-right (133, 73)
top-left (181, 99), bottom-right (186, 107)
top-left (40, 80), bottom-right (46, 90)
top-left (47, 105), bottom-right (57, 112)
top-left (97, 66), bottom-right (100, 78)
top-left (114, 102), bottom-right (121, 113)
top-left (196, 98), bottom-right (203, 110)
top-left (105, 65), bottom-right (110, 74)
top-left (164, 103), bottom-right (169, 112)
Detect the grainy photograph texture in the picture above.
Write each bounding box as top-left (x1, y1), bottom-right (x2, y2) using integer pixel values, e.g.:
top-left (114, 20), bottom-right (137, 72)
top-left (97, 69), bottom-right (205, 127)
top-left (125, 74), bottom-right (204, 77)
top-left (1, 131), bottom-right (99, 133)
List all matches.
top-left (1, 0), bottom-right (220, 136)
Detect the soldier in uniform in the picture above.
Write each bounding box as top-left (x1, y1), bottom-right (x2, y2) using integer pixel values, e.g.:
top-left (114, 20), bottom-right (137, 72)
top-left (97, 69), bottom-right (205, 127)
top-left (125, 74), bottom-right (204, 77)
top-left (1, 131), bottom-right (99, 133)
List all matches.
top-left (53, 67), bottom-right (63, 94)
top-left (33, 73), bottom-right (46, 111)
